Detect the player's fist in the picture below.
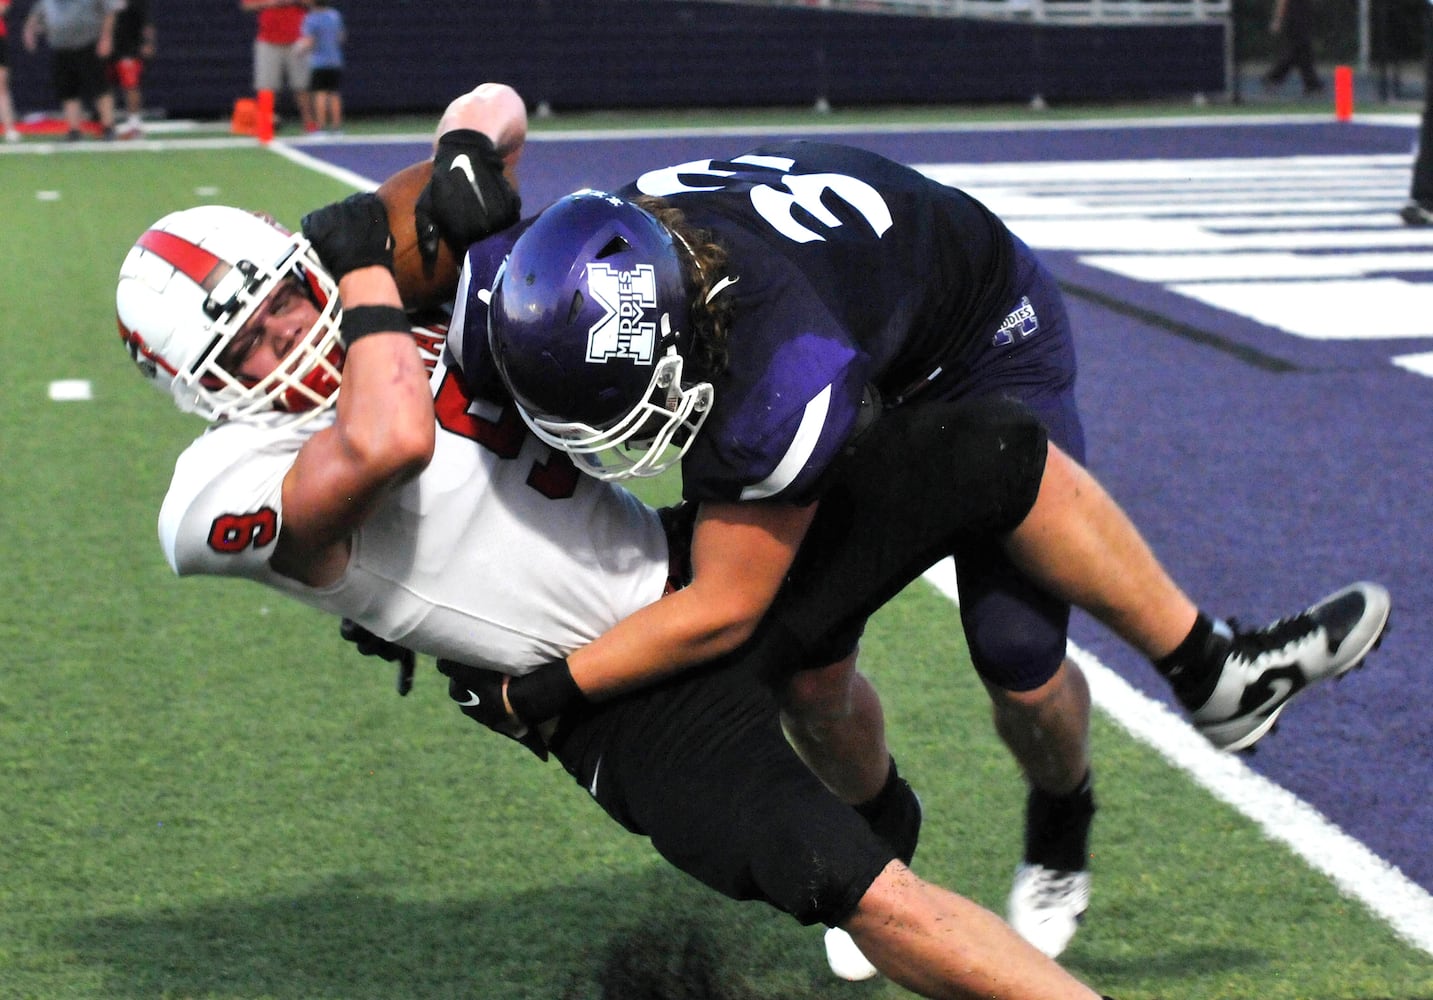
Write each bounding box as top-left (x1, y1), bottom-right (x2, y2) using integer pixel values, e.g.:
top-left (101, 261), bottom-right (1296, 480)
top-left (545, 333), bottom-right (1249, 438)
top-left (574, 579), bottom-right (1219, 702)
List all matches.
top-left (415, 129), bottom-right (521, 268)
top-left (301, 192), bottom-right (394, 279)
top-left (437, 659), bottom-right (548, 759)
top-left (339, 618), bottom-right (416, 695)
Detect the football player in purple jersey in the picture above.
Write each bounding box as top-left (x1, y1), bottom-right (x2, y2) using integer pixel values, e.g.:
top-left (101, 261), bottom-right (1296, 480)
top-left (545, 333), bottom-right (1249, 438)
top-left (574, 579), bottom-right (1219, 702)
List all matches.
top-left (467, 143), bottom-right (1390, 964)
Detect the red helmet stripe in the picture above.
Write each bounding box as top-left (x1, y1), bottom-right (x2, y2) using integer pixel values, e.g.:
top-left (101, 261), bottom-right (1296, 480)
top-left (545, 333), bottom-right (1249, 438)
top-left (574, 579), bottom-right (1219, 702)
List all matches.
top-left (116, 316), bottom-right (179, 377)
top-left (137, 228), bottom-right (229, 292)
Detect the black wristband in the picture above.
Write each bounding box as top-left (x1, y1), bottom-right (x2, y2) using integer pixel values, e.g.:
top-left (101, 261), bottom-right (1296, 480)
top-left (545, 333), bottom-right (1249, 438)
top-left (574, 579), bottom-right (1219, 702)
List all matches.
top-left (340, 305), bottom-right (410, 347)
top-left (506, 658), bottom-right (586, 724)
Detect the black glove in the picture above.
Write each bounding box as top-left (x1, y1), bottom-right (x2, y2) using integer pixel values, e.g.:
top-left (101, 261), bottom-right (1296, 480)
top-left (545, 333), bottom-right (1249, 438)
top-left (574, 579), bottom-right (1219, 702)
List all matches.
top-left (301, 191), bottom-right (394, 279)
top-left (436, 658), bottom-right (548, 760)
top-left (414, 129), bottom-right (521, 267)
top-left (339, 618), bottom-right (416, 696)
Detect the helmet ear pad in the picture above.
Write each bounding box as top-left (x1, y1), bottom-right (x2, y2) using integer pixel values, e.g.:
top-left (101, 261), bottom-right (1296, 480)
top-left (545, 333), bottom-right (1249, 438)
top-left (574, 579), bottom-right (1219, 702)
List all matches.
top-left (487, 191), bottom-right (712, 481)
top-left (116, 205), bottom-right (345, 424)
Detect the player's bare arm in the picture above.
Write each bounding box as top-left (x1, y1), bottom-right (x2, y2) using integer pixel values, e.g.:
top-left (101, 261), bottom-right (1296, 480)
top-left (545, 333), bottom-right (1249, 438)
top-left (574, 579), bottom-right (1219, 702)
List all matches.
top-left (563, 499), bottom-right (818, 696)
top-left (272, 266), bottom-right (434, 586)
top-left (267, 195), bottom-right (436, 588)
top-left (267, 84), bottom-right (528, 585)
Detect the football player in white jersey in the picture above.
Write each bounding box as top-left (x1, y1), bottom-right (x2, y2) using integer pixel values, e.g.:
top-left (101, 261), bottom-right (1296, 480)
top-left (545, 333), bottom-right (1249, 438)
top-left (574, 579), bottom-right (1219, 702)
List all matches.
top-left (116, 83), bottom-right (1124, 1000)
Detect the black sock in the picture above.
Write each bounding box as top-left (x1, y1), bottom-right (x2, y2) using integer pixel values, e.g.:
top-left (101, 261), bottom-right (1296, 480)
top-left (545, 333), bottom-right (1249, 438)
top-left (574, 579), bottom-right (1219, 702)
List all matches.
top-left (1024, 770), bottom-right (1096, 872)
top-left (1153, 612), bottom-right (1230, 709)
top-left (855, 757), bottom-right (922, 865)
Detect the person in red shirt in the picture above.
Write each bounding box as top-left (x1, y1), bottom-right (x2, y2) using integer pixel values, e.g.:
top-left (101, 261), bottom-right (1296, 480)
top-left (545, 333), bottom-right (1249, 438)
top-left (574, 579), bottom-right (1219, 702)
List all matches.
top-left (240, 0), bottom-right (314, 132)
top-left (0, 0), bottom-right (19, 142)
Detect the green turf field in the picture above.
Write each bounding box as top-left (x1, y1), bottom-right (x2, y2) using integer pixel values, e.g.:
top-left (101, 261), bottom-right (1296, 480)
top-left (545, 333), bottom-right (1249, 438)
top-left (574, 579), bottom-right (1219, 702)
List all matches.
top-left (2, 135), bottom-right (1431, 1000)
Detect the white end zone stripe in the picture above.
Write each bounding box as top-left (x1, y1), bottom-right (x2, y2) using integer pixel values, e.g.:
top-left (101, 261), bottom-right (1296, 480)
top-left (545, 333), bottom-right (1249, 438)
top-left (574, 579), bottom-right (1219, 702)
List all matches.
top-left (266, 141), bottom-right (382, 192)
top-left (921, 558), bottom-right (1433, 956)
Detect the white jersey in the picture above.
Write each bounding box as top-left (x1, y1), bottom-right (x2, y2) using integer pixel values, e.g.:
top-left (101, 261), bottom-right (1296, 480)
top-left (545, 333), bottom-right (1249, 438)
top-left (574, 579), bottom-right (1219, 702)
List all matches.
top-left (156, 329), bottom-right (670, 674)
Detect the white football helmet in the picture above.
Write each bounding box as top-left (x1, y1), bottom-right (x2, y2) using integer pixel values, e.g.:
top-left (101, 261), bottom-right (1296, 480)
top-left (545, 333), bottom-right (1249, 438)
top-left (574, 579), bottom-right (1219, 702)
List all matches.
top-left (116, 205), bottom-right (344, 424)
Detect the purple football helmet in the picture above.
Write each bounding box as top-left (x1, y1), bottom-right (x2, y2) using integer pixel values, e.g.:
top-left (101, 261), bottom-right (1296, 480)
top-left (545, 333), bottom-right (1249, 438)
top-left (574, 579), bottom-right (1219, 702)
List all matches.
top-left (487, 190), bottom-right (713, 480)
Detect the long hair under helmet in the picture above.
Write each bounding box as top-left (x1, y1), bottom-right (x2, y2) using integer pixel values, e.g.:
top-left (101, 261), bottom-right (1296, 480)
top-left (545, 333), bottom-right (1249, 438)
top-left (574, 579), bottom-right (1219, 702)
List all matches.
top-left (486, 190), bottom-right (714, 481)
top-left (116, 205), bottom-right (344, 425)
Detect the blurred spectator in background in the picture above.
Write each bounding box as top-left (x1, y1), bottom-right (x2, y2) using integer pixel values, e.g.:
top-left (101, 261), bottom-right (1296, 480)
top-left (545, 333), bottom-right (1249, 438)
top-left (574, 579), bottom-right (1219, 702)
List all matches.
top-left (108, 0), bottom-right (154, 139)
top-left (1401, 0), bottom-right (1433, 225)
top-left (22, 0), bottom-right (123, 141)
top-left (299, 0), bottom-right (343, 134)
top-left (1263, 0), bottom-right (1324, 95)
top-left (240, 0), bottom-right (314, 133)
top-left (0, 0), bottom-right (20, 142)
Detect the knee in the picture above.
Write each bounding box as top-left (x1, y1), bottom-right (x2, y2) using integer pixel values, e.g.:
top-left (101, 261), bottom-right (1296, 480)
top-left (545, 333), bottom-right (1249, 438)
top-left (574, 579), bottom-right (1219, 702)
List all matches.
top-left (840, 862), bottom-right (952, 968)
top-left (780, 652), bottom-right (860, 729)
top-left (735, 799), bottom-right (892, 927)
top-left (967, 621), bottom-right (1066, 691)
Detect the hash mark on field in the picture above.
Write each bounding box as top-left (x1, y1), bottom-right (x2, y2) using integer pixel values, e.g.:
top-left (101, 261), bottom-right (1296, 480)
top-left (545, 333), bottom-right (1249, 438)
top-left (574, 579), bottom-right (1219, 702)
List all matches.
top-left (48, 380), bottom-right (92, 401)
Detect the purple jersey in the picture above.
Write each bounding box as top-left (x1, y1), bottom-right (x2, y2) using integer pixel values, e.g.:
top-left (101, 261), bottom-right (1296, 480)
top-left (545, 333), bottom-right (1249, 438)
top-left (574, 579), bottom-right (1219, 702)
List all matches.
top-left (619, 141), bottom-right (1014, 503)
top-left (457, 141), bottom-right (1016, 504)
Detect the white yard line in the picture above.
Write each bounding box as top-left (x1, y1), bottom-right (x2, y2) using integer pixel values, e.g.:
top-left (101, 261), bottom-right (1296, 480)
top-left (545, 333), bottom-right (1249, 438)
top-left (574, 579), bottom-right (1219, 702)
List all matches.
top-left (923, 558), bottom-right (1433, 957)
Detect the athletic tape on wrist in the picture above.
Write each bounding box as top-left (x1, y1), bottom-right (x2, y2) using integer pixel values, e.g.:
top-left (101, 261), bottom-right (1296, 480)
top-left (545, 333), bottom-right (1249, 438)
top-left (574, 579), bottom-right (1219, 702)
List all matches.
top-left (340, 305), bottom-right (410, 347)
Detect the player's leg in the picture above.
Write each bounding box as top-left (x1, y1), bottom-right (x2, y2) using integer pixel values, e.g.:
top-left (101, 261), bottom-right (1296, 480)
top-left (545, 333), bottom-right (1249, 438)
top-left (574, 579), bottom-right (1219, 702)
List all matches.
top-left (843, 862), bottom-right (1104, 1000)
top-left (983, 663), bottom-right (1090, 797)
top-left (1002, 444), bottom-right (1197, 658)
top-left (932, 242), bottom-right (1102, 957)
top-left (753, 392), bottom-right (1049, 863)
top-left (1005, 445), bottom-right (1390, 750)
top-left (550, 656), bottom-right (895, 926)
top-left (778, 649), bottom-right (922, 981)
top-left (955, 540), bottom-right (1096, 958)
top-left (551, 664), bottom-right (1108, 1000)
top-left (751, 394), bottom-right (1050, 858)
top-left (779, 652), bottom-right (891, 806)
top-left (747, 394), bottom-right (1048, 974)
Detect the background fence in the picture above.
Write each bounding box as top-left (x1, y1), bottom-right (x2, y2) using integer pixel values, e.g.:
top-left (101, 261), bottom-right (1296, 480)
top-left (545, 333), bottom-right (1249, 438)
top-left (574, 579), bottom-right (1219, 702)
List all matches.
top-left (7, 0), bottom-right (1230, 121)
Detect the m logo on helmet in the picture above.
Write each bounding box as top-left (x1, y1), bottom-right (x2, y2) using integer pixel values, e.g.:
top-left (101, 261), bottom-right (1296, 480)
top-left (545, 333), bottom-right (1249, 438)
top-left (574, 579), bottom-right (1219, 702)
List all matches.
top-left (584, 263), bottom-right (658, 366)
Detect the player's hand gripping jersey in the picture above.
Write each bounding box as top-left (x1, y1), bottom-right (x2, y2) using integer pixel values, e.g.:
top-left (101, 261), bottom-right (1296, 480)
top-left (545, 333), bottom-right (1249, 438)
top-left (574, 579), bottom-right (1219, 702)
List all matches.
top-left (157, 315), bottom-right (669, 672)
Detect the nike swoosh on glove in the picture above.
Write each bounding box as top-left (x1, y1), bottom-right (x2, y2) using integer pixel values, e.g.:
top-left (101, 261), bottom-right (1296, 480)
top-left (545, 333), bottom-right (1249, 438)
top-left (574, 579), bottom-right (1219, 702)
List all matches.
top-left (415, 129), bottom-right (521, 267)
top-left (436, 658), bottom-right (548, 760)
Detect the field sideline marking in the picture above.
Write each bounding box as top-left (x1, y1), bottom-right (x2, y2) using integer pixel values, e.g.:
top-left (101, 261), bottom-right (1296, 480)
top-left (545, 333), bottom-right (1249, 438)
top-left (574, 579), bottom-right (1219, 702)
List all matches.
top-left (923, 559), bottom-right (1433, 957)
top-left (266, 141), bottom-right (382, 191)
